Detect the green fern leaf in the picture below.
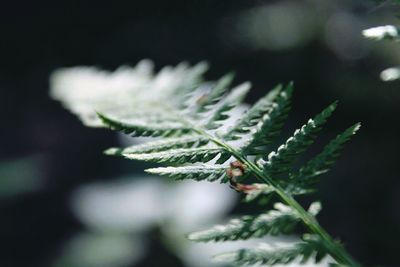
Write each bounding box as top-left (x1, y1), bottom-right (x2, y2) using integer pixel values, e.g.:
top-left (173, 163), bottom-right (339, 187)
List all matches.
top-left (224, 84), bottom-right (282, 140)
top-left (123, 147), bottom-right (229, 164)
top-left (196, 73), bottom-right (235, 113)
top-left (173, 61), bottom-right (209, 97)
top-left (188, 202), bottom-right (321, 242)
top-left (214, 234), bottom-right (327, 266)
top-left (97, 112), bottom-right (193, 137)
top-left (241, 83), bottom-right (293, 155)
top-left (293, 123), bottom-right (361, 186)
top-left (104, 136), bottom-right (209, 156)
top-left (205, 82), bottom-right (250, 130)
top-left (187, 203), bottom-right (300, 242)
top-left (145, 164), bottom-right (228, 182)
top-left (261, 102), bottom-right (337, 177)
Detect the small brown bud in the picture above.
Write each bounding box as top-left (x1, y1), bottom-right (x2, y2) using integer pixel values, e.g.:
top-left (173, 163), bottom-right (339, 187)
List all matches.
top-left (231, 168), bottom-right (243, 177)
top-left (230, 161), bottom-right (246, 172)
top-left (226, 160), bottom-right (248, 191)
top-left (236, 184), bottom-right (259, 193)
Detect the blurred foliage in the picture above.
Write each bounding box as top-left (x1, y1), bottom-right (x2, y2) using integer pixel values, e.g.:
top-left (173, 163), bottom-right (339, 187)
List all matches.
top-left (0, 156), bottom-right (43, 197)
top-left (363, 0), bottom-right (400, 82)
top-left (373, 0), bottom-right (400, 3)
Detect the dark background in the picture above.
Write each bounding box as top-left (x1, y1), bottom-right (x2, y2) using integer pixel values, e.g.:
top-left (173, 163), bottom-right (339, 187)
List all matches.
top-left (1, 0), bottom-right (400, 266)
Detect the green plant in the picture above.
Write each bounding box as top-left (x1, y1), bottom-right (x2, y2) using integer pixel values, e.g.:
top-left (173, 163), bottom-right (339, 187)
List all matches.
top-left (51, 61), bottom-right (361, 267)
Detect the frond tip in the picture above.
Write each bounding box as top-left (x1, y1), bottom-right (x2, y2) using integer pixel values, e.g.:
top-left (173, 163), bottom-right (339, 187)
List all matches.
top-left (293, 123), bottom-right (361, 187)
top-left (261, 101), bottom-right (338, 177)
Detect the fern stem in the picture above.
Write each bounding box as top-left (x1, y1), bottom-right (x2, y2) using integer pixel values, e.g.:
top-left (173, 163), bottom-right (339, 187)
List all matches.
top-left (192, 128), bottom-right (361, 267)
top-left (254, 171), bottom-right (361, 267)
top-left (162, 104), bottom-right (361, 266)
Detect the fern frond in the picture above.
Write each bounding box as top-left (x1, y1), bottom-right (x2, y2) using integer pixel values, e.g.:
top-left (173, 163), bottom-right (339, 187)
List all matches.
top-left (187, 203), bottom-right (300, 242)
top-left (224, 84), bottom-right (282, 140)
top-left (188, 202), bottom-right (321, 242)
top-left (241, 83), bottom-right (293, 155)
top-left (214, 234), bottom-right (327, 266)
top-left (124, 147), bottom-right (229, 164)
top-left (104, 136), bottom-right (209, 156)
top-left (196, 73), bottom-right (235, 113)
top-left (261, 102), bottom-right (337, 177)
top-left (145, 164), bottom-right (228, 182)
top-left (51, 61), bottom-right (362, 267)
top-left (293, 123), bottom-right (361, 187)
top-left (97, 112), bottom-right (192, 137)
top-left (205, 82), bottom-right (250, 130)
top-left (172, 61), bottom-right (209, 97)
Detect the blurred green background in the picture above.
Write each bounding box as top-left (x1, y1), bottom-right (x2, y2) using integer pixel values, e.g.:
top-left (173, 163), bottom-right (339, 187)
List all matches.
top-left (1, 0), bottom-right (400, 266)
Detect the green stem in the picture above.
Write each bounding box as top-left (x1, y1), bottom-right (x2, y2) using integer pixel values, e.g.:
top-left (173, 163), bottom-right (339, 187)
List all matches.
top-left (193, 127), bottom-right (361, 267)
top-left (165, 105), bottom-right (360, 266)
